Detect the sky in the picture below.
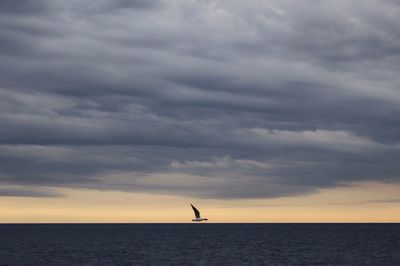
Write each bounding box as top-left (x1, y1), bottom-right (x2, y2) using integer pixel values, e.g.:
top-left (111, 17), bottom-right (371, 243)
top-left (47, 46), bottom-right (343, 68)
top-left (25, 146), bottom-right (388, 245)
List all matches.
top-left (0, 0), bottom-right (400, 222)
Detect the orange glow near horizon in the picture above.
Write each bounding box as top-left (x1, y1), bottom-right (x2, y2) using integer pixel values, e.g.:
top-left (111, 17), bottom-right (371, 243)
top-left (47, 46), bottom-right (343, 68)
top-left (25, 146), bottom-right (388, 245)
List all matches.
top-left (0, 181), bottom-right (399, 223)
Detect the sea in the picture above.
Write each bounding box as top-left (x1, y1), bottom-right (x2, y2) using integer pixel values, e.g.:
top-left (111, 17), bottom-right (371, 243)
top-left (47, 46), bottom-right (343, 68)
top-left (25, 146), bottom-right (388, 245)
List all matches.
top-left (0, 224), bottom-right (399, 265)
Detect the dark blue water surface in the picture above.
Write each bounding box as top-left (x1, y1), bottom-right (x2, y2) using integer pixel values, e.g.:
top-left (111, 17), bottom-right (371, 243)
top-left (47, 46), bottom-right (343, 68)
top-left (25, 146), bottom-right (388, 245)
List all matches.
top-left (0, 224), bottom-right (399, 265)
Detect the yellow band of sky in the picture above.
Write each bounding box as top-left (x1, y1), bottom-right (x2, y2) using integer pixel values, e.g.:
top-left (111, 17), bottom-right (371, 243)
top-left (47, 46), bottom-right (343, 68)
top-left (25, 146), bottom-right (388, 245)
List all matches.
top-left (1, 181), bottom-right (399, 223)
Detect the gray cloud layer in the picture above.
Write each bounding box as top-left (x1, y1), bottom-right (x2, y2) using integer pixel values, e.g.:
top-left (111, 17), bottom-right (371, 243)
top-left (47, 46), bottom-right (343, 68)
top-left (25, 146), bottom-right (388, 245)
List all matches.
top-left (1, 0), bottom-right (400, 198)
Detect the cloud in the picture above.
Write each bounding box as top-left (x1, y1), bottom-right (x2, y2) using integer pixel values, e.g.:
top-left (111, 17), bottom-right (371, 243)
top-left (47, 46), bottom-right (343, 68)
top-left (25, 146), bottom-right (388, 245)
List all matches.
top-left (0, 187), bottom-right (63, 197)
top-left (0, 0), bottom-right (400, 198)
top-left (328, 198), bottom-right (400, 205)
top-left (365, 199), bottom-right (400, 204)
top-left (0, 0), bottom-right (50, 14)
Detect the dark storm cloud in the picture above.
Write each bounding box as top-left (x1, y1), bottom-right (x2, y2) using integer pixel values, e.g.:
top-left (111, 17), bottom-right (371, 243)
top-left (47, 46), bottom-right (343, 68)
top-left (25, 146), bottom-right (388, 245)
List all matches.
top-left (0, 0), bottom-right (400, 198)
top-left (0, 0), bottom-right (49, 14)
top-left (102, 0), bottom-right (165, 10)
top-left (0, 0), bottom-right (163, 14)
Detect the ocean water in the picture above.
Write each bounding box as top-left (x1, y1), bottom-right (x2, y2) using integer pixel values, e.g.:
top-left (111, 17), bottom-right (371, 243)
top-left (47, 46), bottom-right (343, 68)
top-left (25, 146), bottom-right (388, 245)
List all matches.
top-left (0, 224), bottom-right (399, 265)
